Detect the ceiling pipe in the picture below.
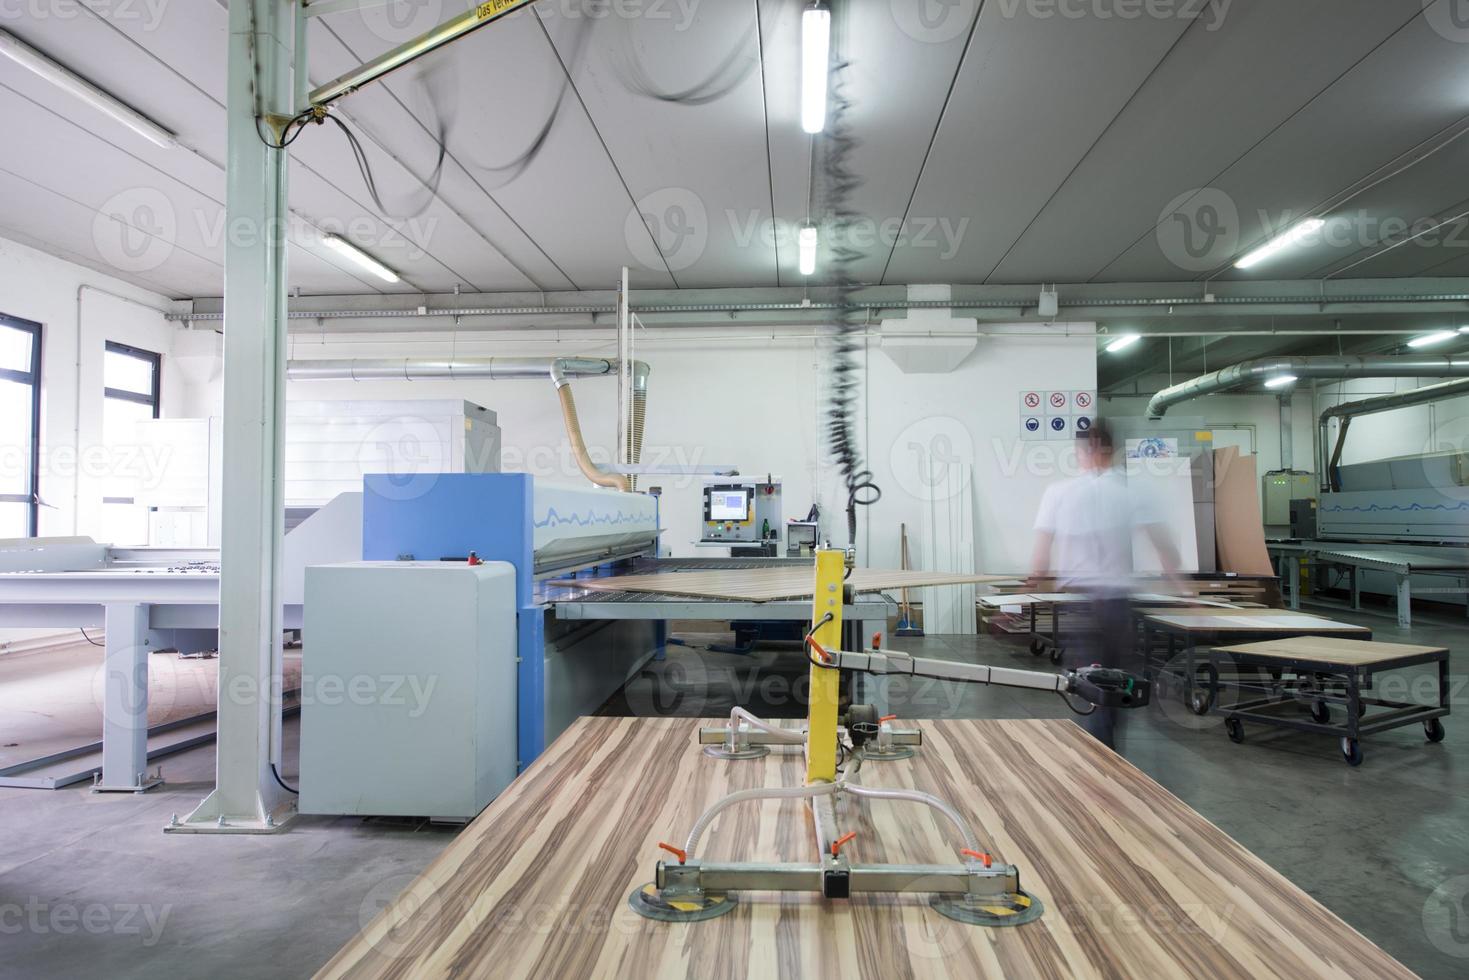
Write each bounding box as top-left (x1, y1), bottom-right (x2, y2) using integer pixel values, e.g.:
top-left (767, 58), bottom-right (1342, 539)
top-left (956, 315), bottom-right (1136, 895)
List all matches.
top-left (286, 356), bottom-right (648, 493)
top-left (1317, 377), bottom-right (1469, 491)
top-left (1146, 355), bottom-right (1469, 419)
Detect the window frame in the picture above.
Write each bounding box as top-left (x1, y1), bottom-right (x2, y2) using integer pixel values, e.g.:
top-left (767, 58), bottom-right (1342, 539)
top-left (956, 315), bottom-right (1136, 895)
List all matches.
top-left (101, 341), bottom-right (161, 511)
top-left (0, 314), bottom-right (42, 537)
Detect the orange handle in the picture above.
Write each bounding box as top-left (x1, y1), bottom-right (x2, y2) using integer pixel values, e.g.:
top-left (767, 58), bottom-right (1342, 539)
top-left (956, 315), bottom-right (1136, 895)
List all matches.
top-left (878, 714), bottom-right (897, 724)
top-left (805, 635), bottom-right (831, 663)
top-left (961, 849), bottom-right (993, 868)
top-left (872, 631), bottom-right (882, 650)
top-left (831, 831), bottom-right (857, 857)
top-left (657, 841), bottom-right (687, 864)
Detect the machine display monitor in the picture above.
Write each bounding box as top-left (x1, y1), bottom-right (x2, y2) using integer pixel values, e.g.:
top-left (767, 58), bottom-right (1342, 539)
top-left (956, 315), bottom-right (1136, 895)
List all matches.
top-left (709, 489), bottom-right (751, 522)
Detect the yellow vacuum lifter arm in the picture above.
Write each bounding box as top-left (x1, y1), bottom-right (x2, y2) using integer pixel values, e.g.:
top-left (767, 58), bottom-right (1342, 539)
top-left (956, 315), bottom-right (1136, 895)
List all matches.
top-left (806, 549), bottom-right (845, 783)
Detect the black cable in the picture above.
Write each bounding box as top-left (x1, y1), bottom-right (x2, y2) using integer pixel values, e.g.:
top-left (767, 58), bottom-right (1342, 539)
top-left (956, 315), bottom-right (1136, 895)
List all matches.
top-left (321, 111), bottom-right (447, 221)
top-left (254, 108), bottom-right (316, 150)
top-left (1055, 691), bottom-right (1097, 716)
top-left (815, 11), bottom-right (881, 547)
top-left (79, 628), bottom-right (103, 647)
top-left (607, 12), bottom-right (759, 106)
top-left (270, 762), bottom-right (299, 795)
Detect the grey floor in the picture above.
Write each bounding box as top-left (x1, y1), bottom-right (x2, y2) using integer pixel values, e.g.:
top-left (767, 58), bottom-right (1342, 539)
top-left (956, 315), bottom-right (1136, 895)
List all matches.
top-left (3, 600), bottom-right (1467, 978)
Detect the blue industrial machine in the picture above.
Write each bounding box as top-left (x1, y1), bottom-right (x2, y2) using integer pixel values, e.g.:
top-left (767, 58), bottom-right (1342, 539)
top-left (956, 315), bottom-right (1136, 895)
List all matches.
top-left (361, 473), bottom-right (662, 769)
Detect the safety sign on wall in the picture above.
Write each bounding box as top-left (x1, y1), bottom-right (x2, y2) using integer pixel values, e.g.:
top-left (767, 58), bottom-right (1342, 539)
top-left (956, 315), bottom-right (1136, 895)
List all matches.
top-left (1020, 390), bottom-right (1097, 441)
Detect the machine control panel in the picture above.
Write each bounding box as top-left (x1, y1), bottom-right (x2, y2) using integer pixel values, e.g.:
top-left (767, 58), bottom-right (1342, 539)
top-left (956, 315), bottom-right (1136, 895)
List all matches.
top-left (701, 480), bottom-right (781, 546)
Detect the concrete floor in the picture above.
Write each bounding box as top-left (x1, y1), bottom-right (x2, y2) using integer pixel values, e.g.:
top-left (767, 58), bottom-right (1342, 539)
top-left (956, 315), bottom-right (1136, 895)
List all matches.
top-left (2, 600), bottom-right (1467, 978)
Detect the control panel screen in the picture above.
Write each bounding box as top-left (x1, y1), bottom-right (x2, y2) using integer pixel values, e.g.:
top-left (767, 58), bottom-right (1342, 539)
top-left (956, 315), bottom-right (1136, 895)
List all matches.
top-left (709, 490), bottom-right (751, 522)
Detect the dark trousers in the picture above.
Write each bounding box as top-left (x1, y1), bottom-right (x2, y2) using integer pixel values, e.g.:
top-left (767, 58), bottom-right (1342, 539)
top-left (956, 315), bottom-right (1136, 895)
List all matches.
top-left (1064, 596), bottom-right (1136, 749)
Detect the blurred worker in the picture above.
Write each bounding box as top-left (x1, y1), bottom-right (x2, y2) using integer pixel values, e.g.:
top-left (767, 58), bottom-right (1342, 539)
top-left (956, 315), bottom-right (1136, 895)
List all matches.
top-left (1029, 421), bottom-right (1181, 748)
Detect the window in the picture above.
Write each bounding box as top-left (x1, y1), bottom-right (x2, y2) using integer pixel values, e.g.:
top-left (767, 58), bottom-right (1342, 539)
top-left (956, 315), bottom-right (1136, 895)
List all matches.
top-left (0, 315), bottom-right (41, 538)
top-left (100, 341), bottom-right (160, 546)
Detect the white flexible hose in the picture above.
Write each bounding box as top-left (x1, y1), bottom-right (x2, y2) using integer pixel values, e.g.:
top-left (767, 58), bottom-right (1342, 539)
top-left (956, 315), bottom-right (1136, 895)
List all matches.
top-left (729, 707), bottom-right (804, 744)
top-left (844, 783), bottom-right (982, 854)
top-left (684, 781), bottom-right (843, 859)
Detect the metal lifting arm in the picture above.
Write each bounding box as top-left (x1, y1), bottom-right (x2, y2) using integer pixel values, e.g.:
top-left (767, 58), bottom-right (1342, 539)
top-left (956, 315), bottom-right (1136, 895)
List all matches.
top-left (829, 648), bottom-right (1150, 709)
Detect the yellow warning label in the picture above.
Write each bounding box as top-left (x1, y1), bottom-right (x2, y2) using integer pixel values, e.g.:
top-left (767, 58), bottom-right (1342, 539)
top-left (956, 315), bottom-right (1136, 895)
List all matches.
top-left (477, 0), bottom-right (529, 19)
top-left (1195, 431), bottom-right (1213, 442)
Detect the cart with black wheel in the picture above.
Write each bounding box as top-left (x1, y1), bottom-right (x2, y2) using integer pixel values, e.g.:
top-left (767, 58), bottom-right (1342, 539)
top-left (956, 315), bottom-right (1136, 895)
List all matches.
top-left (1203, 636), bottom-right (1449, 766)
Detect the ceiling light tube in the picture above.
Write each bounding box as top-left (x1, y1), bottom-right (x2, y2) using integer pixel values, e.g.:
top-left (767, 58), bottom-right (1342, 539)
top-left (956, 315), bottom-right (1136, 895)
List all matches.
top-left (798, 224), bottom-right (818, 276)
top-left (322, 234), bottom-right (400, 283)
top-left (1264, 375), bottom-right (1297, 389)
top-left (1407, 330), bottom-right (1457, 349)
top-left (0, 29), bottom-right (176, 149)
top-left (801, 5), bottom-right (830, 134)
top-left (1105, 334), bottom-right (1140, 353)
top-left (1234, 218), bottom-right (1326, 270)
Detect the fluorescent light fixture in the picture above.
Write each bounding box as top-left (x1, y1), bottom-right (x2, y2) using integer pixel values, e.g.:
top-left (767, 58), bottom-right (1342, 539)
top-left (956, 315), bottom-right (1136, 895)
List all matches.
top-left (801, 5), bottom-right (830, 134)
top-left (0, 29), bottom-right (176, 149)
top-left (1459, 326), bottom-right (1469, 334)
top-left (798, 224), bottom-right (818, 276)
top-left (322, 234), bottom-right (400, 283)
top-left (1234, 217), bottom-right (1326, 270)
top-left (1105, 334), bottom-right (1140, 354)
top-left (1407, 330), bottom-right (1457, 349)
top-left (1264, 375), bottom-right (1298, 389)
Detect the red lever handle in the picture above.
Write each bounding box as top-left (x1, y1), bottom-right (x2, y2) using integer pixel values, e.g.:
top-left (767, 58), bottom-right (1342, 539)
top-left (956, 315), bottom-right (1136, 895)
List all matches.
top-left (831, 832), bottom-right (857, 857)
top-left (657, 841), bottom-right (687, 864)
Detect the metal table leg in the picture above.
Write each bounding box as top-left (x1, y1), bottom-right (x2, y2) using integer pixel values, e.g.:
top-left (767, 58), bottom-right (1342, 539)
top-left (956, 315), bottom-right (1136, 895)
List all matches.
top-left (96, 602), bottom-right (163, 793)
top-left (1396, 575), bottom-right (1412, 629)
top-left (1351, 566), bottom-right (1361, 611)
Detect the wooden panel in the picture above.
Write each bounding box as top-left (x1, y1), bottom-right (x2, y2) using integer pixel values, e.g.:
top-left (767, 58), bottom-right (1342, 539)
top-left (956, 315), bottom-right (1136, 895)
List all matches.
top-left (1146, 612), bottom-right (1371, 634)
top-left (557, 567), bottom-right (1016, 602)
top-left (320, 717), bottom-right (1413, 980)
top-left (1213, 448), bottom-right (1274, 576)
top-left (1214, 636), bottom-right (1448, 666)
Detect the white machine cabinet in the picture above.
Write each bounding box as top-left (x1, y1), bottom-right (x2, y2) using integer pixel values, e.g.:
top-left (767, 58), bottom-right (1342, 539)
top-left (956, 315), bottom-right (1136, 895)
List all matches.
top-left (300, 561), bottom-right (517, 821)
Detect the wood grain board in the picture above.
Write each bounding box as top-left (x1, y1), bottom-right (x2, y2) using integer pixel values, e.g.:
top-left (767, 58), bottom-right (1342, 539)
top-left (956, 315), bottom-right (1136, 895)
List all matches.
top-left (557, 567), bottom-right (1016, 602)
top-left (1213, 636), bottom-right (1448, 667)
top-left (319, 717), bottom-right (1414, 980)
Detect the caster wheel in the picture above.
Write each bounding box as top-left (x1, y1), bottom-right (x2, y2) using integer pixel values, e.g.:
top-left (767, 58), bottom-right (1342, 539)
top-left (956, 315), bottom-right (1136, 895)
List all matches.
top-left (1425, 718), bottom-right (1446, 743)
top-left (1309, 701), bottom-right (1331, 724)
top-left (1340, 737), bottom-right (1364, 766)
top-left (1029, 640), bottom-right (1044, 656)
top-left (1225, 717), bottom-right (1244, 743)
top-left (1188, 688), bottom-right (1213, 716)
top-left (1050, 647), bottom-right (1063, 665)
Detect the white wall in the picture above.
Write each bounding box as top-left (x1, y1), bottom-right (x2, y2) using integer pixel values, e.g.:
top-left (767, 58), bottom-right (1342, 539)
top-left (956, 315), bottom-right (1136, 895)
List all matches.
top-left (0, 234), bottom-right (204, 649)
top-left (214, 321), bottom-right (1099, 575)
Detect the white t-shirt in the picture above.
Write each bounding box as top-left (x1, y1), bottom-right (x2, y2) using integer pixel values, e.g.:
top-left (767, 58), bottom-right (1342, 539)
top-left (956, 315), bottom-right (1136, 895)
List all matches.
top-left (1033, 469), bottom-right (1160, 591)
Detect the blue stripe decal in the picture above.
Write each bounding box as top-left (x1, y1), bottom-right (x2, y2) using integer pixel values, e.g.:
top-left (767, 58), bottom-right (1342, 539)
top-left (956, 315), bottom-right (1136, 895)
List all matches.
top-left (533, 507), bottom-right (657, 529)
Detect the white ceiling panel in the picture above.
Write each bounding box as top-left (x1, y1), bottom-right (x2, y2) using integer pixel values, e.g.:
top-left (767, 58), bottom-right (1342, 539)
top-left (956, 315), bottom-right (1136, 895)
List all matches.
top-left (884, 4), bottom-right (1190, 285)
top-left (987, 0), bottom-right (1425, 284)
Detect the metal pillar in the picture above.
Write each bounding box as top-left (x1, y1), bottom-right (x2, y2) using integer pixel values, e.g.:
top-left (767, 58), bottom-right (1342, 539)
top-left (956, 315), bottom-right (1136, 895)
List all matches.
top-left (170, 0), bottom-right (296, 833)
top-left (95, 603), bottom-right (162, 793)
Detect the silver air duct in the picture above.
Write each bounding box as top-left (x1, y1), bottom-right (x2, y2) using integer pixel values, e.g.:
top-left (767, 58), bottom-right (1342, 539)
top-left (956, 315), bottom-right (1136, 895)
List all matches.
top-left (286, 356), bottom-right (650, 493)
top-left (1146, 355), bottom-right (1469, 419)
top-left (1318, 377), bottom-right (1469, 491)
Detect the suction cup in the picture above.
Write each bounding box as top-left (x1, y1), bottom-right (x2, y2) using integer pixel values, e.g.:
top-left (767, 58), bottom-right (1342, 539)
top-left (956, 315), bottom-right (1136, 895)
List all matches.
top-left (628, 882), bottom-right (737, 922)
top-left (930, 889), bottom-right (1044, 927)
top-left (861, 745), bottom-right (916, 762)
top-left (703, 744), bottom-right (770, 761)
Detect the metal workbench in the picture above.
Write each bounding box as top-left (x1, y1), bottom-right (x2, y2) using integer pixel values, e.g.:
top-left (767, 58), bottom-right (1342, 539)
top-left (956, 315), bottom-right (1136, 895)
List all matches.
top-left (1269, 541), bottom-right (1469, 627)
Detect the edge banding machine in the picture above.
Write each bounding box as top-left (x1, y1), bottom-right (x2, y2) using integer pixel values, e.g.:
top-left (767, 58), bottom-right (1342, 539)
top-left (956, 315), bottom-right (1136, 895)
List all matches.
top-left (630, 549), bottom-right (1149, 927)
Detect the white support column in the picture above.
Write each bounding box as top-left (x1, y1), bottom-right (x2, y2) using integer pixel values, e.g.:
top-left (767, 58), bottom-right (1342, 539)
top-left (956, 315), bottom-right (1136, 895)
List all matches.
top-left (95, 602), bottom-right (162, 793)
top-left (170, 0), bottom-right (296, 834)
